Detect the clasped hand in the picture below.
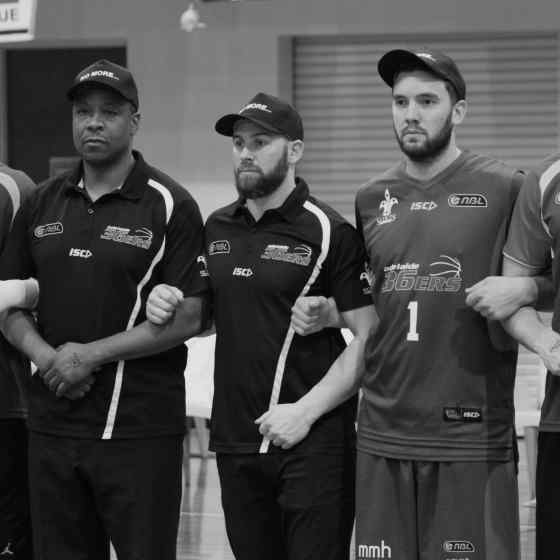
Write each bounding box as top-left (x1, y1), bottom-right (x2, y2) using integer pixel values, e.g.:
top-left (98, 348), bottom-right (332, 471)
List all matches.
top-left (255, 403), bottom-right (312, 449)
top-left (39, 342), bottom-right (97, 398)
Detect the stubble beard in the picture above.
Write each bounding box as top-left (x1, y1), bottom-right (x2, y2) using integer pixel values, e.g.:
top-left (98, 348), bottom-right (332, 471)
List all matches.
top-left (395, 112), bottom-right (454, 163)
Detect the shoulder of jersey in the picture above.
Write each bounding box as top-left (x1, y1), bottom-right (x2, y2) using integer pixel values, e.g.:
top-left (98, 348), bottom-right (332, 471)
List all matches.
top-left (457, 152), bottom-right (521, 193)
top-left (145, 163), bottom-right (198, 206)
top-left (459, 151), bottom-right (513, 173)
top-left (305, 194), bottom-right (349, 227)
top-left (534, 151), bottom-right (560, 192)
top-left (206, 200), bottom-right (238, 224)
top-left (0, 165), bottom-right (35, 193)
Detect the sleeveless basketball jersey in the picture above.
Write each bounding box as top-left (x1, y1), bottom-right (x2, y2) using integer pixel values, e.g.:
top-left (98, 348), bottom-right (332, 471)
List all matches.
top-left (356, 151), bottom-right (521, 461)
top-left (503, 152), bottom-right (560, 432)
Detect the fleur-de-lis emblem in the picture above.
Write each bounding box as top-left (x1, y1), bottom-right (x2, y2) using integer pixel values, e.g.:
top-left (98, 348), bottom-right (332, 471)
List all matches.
top-left (377, 188), bottom-right (399, 224)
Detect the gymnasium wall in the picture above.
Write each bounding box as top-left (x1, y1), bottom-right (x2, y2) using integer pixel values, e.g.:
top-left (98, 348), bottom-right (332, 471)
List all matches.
top-left (25, 0), bottom-right (560, 217)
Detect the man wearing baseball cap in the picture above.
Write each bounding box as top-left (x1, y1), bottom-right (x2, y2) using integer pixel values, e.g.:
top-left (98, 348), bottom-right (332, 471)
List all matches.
top-left (356, 47), bottom-right (528, 560)
top-left (0, 59), bottom-right (209, 560)
top-left (291, 49), bottom-right (531, 558)
top-left (146, 92), bottom-right (377, 560)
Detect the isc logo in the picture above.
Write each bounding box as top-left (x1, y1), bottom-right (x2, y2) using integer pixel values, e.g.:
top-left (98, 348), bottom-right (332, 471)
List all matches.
top-left (69, 248), bottom-right (93, 259)
top-left (232, 267), bottom-right (253, 277)
top-left (411, 201), bottom-right (437, 211)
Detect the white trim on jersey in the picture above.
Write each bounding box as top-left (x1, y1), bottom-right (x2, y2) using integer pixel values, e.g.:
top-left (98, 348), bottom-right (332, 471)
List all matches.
top-left (0, 171), bottom-right (21, 225)
top-left (538, 159), bottom-right (560, 240)
top-left (259, 200), bottom-right (331, 454)
top-left (502, 251), bottom-right (544, 270)
top-left (102, 179), bottom-right (174, 440)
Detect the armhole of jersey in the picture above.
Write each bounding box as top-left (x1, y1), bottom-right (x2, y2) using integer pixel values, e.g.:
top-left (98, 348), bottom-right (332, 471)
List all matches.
top-left (539, 161), bottom-right (560, 241)
top-left (0, 171), bottom-right (22, 226)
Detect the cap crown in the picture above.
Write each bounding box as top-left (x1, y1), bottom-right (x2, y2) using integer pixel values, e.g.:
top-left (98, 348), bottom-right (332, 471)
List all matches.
top-left (68, 59), bottom-right (139, 110)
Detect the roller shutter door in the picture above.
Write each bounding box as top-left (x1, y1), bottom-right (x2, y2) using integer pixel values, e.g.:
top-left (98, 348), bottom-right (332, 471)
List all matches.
top-left (293, 33), bottom-right (559, 219)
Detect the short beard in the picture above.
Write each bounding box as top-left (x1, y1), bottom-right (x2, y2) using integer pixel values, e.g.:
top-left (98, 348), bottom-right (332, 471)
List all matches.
top-left (395, 112), bottom-right (453, 163)
top-left (234, 147), bottom-right (289, 200)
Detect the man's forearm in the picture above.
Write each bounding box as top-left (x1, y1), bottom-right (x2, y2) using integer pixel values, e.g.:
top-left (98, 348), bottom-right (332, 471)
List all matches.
top-left (297, 305), bottom-right (378, 424)
top-left (296, 333), bottom-right (366, 425)
top-left (502, 306), bottom-right (556, 358)
top-left (0, 309), bottom-right (54, 370)
top-left (86, 296), bottom-right (205, 368)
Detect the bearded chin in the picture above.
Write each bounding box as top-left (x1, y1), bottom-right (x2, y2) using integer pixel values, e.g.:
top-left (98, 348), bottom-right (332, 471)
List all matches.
top-left (395, 113), bottom-right (453, 163)
top-left (235, 149), bottom-right (289, 200)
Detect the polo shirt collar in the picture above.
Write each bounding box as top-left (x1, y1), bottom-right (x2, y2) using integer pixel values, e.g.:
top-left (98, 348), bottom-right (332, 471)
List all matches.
top-left (228, 177), bottom-right (310, 222)
top-left (63, 150), bottom-right (149, 200)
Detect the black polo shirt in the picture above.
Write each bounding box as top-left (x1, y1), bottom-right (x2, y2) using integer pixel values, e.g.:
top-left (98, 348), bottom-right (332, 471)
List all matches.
top-left (0, 151), bottom-right (208, 439)
top-left (207, 178), bottom-right (372, 454)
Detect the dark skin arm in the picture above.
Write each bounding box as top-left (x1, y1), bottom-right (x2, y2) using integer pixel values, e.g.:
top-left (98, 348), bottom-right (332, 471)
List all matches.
top-left (41, 296), bottom-right (204, 396)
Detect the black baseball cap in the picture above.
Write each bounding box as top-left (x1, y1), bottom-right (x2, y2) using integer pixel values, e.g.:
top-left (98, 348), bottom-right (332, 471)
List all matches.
top-left (215, 92), bottom-right (304, 140)
top-left (67, 59), bottom-right (139, 110)
top-left (378, 48), bottom-right (466, 101)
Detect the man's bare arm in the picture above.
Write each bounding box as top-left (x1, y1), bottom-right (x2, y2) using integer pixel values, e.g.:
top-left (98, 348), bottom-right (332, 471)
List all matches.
top-left (256, 304), bottom-right (378, 449)
top-left (42, 296), bottom-right (206, 395)
top-left (501, 258), bottom-right (560, 374)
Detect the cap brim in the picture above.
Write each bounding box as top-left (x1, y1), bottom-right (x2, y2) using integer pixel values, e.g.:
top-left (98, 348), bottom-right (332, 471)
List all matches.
top-left (214, 114), bottom-right (283, 137)
top-left (378, 49), bottom-right (436, 88)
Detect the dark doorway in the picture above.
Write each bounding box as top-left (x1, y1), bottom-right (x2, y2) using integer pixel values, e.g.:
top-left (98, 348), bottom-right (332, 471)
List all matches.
top-left (6, 46), bottom-right (126, 183)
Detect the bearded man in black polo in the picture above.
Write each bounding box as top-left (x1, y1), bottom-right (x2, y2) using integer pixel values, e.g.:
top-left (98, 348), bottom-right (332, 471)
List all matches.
top-left (147, 92), bottom-right (377, 560)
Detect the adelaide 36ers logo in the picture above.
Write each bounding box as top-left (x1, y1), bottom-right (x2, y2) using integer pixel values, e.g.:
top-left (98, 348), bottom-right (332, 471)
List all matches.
top-left (376, 188), bottom-right (399, 225)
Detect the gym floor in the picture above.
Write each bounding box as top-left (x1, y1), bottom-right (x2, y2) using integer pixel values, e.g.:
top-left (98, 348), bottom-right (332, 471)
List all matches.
top-left (175, 432), bottom-right (536, 560)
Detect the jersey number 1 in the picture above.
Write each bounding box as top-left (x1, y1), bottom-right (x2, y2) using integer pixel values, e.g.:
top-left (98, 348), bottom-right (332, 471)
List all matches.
top-left (407, 301), bottom-right (419, 342)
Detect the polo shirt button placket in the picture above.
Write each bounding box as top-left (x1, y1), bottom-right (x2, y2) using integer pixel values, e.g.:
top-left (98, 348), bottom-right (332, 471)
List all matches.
top-left (87, 207), bottom-right (94, 215)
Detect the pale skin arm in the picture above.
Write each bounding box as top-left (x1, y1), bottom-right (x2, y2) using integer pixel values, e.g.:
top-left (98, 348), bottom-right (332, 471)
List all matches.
top-left (146, 283), bottom-right (216, 335)
top-left (0, 278), bottom-right (39, 312)
top-left (465, 273), bottom-right (554, 320)
top-left (41, 295), bottom-right (205, 396)
top-left (290, 295), bottom-right (346, 335)
top-left (255, 304), bottom-right (378, 449)
top-left (500, 257), bottom-right (560, 374)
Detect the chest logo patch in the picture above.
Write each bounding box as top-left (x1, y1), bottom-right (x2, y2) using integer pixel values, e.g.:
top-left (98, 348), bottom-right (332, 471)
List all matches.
top-left (197, 255), bottom-right (209, 277)
top-left (411, 201), bottom-right (437, 211)
top-left (34, 222), bottom-right (63, 238)
top-left (360, 262), bottom-right (374, 295)
top-left (376, 188), bottom-right (399, 225)
top-left (448, 194), bottom-right (487, 208)
top-left (233, 267), bottom-right (253, 277)
top-left (261, 244), bottom-right (312, 267)
top-left (209, 240), bottom-right (231, 255)
top-left (100, 226), bottom-right (152, 250)
top-left (443, 540), bottom-right (476, 553)
top-left (381, 256), bottom-right (462, 294)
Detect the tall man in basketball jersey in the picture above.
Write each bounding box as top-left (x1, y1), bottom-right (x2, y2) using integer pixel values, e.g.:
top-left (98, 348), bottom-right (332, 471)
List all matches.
top-left (485, 153), bottom-right (560, 560)
top-left (292, 49), bottom-right (524, 559)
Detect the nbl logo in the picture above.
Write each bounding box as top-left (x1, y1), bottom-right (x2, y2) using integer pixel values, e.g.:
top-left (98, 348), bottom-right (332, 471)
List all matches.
top-left (448, 194), bottom-right (487, 208)
top-left (443, 540), bottom-right (475, 553)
